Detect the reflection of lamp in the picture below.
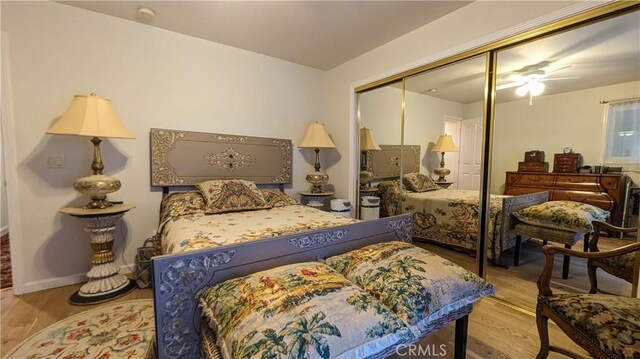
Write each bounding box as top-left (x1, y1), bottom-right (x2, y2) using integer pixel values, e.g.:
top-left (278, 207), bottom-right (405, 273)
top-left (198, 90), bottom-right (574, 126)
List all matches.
top-left (47, 94), bottom-right (135, 209)
top-left (298, 122), bottom-right (336, 193)
top-left (431, 134), bottom-right (459, 182)
top-left (360, 127), bottom-right (381, 189)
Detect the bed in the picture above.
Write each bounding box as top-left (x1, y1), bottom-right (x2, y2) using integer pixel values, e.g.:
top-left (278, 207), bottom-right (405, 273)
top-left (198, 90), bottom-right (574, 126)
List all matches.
top-left (368, 145), bottom-right (548, 264)
top-left (150, 129), bottom-right (495, 359)
top-left (151, 128), bottom-right (358, 255)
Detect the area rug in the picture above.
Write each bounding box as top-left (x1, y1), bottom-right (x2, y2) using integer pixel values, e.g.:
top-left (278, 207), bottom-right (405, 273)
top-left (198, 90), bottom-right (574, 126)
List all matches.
top-left (1, 232), bottom-right (11, 289)
top-left (4, 299), bottom-right (154, 359)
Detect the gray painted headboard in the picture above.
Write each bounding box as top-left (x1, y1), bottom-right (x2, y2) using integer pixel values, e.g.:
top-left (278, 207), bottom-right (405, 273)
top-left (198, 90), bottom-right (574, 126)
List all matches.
top-left (150, 128), bottom-right (292, 187)
top-left (366, 144), bottom-right (420, 180)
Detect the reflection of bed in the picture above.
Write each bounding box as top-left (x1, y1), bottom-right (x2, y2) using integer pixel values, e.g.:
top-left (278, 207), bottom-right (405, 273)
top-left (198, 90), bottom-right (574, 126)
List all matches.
top-left (377, 181), bottom-right (548, 264)
top-left (151, 128), bottom-right (358, 255)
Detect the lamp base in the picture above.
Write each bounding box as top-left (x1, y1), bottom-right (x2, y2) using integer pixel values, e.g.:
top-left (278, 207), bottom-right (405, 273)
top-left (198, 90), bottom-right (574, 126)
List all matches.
top-left (306, 171), bottom-right (329, 194)
top-left (359, 170), bottom-right (375, 190)
top-left (433, 168), bottom-right (451, 182)
top-left (73, 174), bottom-right (121, 209)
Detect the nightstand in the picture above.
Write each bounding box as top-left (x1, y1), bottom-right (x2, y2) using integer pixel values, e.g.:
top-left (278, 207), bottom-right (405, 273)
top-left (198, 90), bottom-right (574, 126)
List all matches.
top-left (436, 181), bottom-right (455, 189)
top-left (299, 191), bottom-right (334, 212)
top-left (60, 203), bottom-right (137, 305)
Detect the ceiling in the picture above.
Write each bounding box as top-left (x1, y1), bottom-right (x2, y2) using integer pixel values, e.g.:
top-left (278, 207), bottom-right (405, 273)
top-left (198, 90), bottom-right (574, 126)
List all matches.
top-left (58, 1), bottom-right (471, 71)
top-left (404, 9), bottom-right (640, 104)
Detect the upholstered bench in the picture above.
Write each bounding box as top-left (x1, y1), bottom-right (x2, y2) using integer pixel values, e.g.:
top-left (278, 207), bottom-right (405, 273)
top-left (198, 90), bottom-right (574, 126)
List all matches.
top-left (514, 223), bottom-right (589, 279)
top-left (512, 201), bottom-right (610, 279)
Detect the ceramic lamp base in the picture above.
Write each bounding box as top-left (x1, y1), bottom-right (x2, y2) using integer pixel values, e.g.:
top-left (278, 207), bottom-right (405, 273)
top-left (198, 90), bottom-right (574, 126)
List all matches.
top-left (433, 167), bottom-right (451, 182)
top-left (73, 174), bottom-right (121, 209)
top-left (306, 171), bottom-right (329, 193)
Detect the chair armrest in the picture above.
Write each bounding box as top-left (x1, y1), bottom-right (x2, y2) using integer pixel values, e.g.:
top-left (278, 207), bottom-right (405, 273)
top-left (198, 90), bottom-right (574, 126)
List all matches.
top-left (589, 220), bottom-right (638, 252)
top-left (537, 242), bottom-right (640, 296)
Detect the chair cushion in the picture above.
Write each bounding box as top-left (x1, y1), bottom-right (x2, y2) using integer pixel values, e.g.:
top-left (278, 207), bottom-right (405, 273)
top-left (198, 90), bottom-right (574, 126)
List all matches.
top-left (324, 241), bottom-right (495, 336)
top-left (197, 179), bottom-right (271, 214)
top-left (514, 201), bottom-right (610, 232)
top-left (199, 262), bottom-right (412, 359)
top-left (541, 294), bottom-right (640, 358)
top-left (600, 253), bottom-right (635, 281)
top-left (402, 173), bottom-right (441, 193)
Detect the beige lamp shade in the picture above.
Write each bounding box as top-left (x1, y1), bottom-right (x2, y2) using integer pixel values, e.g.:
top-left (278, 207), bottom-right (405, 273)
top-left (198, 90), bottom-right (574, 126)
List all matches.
top-left (47, 94), bottom-right (135, 139)
top-left (431, 134), bottom-right (459, 152)
top-left (298, 122), bottom-right (336, 149)
top-left (360, 127), bottom-right (382, 151)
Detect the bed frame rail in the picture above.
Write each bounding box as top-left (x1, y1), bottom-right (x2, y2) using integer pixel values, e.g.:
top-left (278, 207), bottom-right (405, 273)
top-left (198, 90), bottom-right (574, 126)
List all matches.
top-left (152, 214), bottom-right (412, 359)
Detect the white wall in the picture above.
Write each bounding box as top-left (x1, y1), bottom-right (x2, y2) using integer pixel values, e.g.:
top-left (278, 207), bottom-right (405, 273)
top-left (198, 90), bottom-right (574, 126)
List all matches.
top-left (1, 129), bottom-right (7, 234)
top-left (358, 87), bottom-right (464, 177)
top-left (322, 0), bottom-right (582, 202)
top-left (1, 1), bottom-right (325, 292)
top-left (486, 81), bottom-right (640, 194)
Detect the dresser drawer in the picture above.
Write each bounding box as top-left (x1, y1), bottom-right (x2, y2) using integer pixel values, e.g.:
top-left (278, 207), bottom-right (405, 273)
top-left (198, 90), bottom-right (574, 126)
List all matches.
top-left (518, 161), bottom-right (548, 172)
top-left (511, 173), bottom-right (554, 187)
top-left (600, 176), bottom-right (620, 190)
top-left (551, 190), bottom-right (614, 212)
top-left (555, 175), bottom-right (600, 190)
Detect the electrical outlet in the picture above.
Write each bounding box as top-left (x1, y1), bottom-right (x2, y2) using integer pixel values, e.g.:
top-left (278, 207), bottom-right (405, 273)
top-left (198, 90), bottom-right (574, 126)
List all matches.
top-left (45, 154), bottom-right (64, 168)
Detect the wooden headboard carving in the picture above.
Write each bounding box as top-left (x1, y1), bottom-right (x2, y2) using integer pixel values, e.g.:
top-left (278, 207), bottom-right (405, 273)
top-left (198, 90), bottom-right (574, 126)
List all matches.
top-left (366, 144), bottom-right (420, 179)
top-left (150, 128), bottom-right (292, 186)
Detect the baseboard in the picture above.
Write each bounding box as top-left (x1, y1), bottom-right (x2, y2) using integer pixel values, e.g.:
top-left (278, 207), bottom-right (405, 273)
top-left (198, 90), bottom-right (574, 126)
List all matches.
top-left (1, 226), bottom-right (8, 237)
top-left (22, 265), bottom-right (134, 294)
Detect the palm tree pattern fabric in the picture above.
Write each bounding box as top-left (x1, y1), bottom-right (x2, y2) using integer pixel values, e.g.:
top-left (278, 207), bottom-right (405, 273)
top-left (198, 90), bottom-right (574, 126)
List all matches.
top-left (324, 242), bottom-right (495, 336)
top-left (199, 262), bottom-right (412, 359)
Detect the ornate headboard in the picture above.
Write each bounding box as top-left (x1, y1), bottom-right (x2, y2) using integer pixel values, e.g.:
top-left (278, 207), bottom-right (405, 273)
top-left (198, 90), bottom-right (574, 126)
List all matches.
top-left (150, 128), bottom-right (292, 187)
top-left (366, 144), bottom-right (421, 180)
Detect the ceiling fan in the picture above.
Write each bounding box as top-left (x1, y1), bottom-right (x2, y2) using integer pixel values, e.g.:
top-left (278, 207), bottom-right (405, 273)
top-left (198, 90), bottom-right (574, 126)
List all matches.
top-left (497, 61), bottom-right (579, 104)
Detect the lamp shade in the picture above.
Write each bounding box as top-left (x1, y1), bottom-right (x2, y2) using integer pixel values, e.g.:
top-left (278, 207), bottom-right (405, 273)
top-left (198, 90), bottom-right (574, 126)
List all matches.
top-left (47, 94), bottom-right (135, 139)
top-left (431, 134), bottom-right (459, 152)
top-left (360, 127), bottom-right (382, 151)
top-left (298, 122), bottom-right (336, 148)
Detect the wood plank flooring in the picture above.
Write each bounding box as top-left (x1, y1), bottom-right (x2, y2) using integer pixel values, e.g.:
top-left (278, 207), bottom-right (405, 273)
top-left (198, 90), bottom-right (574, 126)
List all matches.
top-left (2, 281), bottom-right (589, 358)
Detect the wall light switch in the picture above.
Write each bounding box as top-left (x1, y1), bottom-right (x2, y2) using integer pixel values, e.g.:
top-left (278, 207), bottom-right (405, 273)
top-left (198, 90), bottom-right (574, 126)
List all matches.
top-left (46, 154), bottom-right (64, 168)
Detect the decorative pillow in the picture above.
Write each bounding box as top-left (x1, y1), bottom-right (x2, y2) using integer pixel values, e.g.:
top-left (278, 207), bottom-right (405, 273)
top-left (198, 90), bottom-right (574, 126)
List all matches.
top-left (402, 173), bottom-right (441, 192)
top-left (260, 189), bottom-right (299, 207)
top-left (196, 179), bottom-right (270, 214)
top-left (199, 262), bottom-right (412, 359)
top-left (324, 241), bottom-right (495, 336)
top-left (513, 201), bottom-right (610, 232)
top-left (159, 191), bottom-right (206, 224)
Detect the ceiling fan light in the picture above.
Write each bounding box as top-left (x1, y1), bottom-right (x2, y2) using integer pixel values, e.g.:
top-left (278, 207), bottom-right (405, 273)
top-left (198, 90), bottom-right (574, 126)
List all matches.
top-left (530, 81), bottom-right (545, 96)
top-left (515, 84), bottom-right (529, 97)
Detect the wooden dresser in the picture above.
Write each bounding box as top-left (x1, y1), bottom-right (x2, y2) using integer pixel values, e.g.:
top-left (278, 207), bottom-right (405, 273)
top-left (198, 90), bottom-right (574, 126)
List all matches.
top-left (504, 171), bottom-right (627, 226)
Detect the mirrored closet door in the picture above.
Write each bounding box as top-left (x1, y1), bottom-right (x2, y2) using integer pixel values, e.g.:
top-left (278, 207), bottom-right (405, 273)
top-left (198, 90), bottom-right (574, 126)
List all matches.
top-left (486, 9), bottom-right (640, 310)
top-left (401, 55), bottom-right (488, 271)
top-left (356, 81), bottom-right (403, 220)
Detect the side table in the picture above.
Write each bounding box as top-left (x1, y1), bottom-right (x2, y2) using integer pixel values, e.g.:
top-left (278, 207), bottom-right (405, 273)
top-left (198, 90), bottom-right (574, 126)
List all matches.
top-left (436, 181), bottom-right (455, 189)
top-left (299, 191), bottom-right (334, 212)
top-left (60, 203), bottom-right (137, 305)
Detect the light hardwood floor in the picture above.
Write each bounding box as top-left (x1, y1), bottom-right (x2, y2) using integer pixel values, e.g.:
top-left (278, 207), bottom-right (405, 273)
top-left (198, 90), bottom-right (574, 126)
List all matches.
top-left (1, 281), bottom-right (589, 358)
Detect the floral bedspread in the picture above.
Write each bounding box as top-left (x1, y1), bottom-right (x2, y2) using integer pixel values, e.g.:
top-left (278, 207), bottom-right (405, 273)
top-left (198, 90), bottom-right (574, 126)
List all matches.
top-left (160, 204), bottom-right (358, 254)
top-left (403, 189), bottom-right (509, 262)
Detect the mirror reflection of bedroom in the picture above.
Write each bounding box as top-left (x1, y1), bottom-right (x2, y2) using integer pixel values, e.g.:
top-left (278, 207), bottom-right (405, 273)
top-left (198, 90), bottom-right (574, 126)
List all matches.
top-left (357, 81), bottom-right (402, 220)
top-left (401, 55), bottom-right (488, 271)
top-left (486, 10), bottom-right (640, 310)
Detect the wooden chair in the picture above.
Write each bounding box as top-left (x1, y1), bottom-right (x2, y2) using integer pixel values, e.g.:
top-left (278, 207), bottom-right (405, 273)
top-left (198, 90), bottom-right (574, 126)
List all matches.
top-left (536, 242), bottom-right (640, 359)
top-left (588, 220), bottom-right (638, 294)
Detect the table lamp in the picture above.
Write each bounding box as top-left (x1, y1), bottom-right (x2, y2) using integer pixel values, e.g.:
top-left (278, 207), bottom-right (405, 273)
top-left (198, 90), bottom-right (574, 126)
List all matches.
top-left (431, 134), bottom-right (459, 182)
top-left (298, 122), bottom-right (336, 193)
top-left (47, 93), bottom-right (135, 209)
top-left (360, 127), bottom-right (382, 189)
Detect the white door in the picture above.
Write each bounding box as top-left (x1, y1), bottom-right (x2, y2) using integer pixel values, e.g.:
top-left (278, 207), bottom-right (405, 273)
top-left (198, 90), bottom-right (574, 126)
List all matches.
top-left (458, 117), bottom-right (483, 190)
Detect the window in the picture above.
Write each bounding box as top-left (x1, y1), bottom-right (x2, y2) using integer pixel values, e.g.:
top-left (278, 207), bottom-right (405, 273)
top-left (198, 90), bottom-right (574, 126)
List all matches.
top-left (603, 99), bottom-right (640, 166)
